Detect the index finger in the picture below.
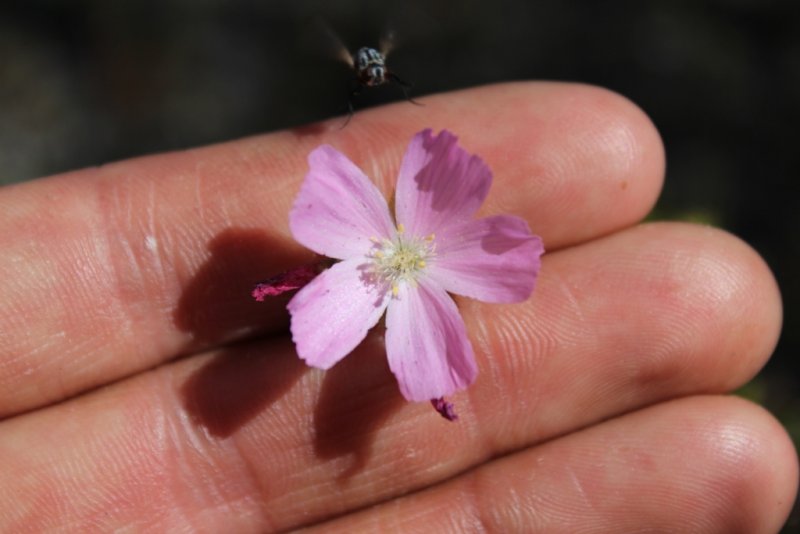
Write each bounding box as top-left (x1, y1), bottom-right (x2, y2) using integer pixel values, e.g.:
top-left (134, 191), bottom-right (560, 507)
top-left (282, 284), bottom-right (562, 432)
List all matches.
top-left (0, 82), bottom-right (664, 417)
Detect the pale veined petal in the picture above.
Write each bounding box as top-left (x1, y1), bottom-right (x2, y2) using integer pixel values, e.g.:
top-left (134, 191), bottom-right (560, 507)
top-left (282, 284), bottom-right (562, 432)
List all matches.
top-left (385, 277), bottom-right (477, 402)
top-left (288, 258), bottom-right (390, 369)
top-left (290, 145), bottom-right (395, 260)
top-left (394, 129), bottom-right (492, 238)
top-left (428, 215), bottom-right (544, 303)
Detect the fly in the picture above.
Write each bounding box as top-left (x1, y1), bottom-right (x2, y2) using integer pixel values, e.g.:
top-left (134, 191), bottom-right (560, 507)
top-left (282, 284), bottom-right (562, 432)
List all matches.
top-left (314, 23), bottom-right (421, 127)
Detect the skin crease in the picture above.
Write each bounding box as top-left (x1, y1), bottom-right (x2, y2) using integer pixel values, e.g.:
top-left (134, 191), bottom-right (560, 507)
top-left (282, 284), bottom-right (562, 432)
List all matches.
top-left (0, 83), bottom-right (795, 532)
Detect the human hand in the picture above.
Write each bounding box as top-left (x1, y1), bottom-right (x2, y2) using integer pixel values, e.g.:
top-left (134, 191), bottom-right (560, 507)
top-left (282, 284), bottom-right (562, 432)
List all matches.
top-left (0, 83), bottom-right (795, 532)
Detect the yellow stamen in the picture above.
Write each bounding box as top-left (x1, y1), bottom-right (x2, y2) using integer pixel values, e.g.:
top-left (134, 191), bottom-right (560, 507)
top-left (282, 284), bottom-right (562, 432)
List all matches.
top-left (368, 225), bottom-right (436, 293)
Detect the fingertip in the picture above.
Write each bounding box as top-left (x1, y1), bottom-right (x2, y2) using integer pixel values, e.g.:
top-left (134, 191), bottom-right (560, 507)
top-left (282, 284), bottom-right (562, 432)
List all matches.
top-left (464, 82), bottom-right (667, 248)
top-left (708, 225), bottom-right (783, 383)
top-left (640, 222), bottom-right (782, 390)
top-left (503, 82), bottom-right (665, 247)
top-left (680, 395), bottom-right (798, 534)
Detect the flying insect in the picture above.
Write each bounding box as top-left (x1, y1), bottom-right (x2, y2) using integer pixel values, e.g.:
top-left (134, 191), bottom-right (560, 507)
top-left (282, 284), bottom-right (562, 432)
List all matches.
top-left (317, 25), bottom-right (421, 127)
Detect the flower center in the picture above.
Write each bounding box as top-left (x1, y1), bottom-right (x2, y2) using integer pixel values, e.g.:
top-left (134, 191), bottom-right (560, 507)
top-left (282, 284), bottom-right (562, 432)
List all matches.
top-left (369, 223), bottom-right (435, 296)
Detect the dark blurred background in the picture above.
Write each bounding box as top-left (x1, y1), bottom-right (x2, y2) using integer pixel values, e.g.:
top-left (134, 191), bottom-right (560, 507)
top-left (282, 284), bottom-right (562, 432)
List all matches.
top-left (1, 0), bottom-right (798, 528)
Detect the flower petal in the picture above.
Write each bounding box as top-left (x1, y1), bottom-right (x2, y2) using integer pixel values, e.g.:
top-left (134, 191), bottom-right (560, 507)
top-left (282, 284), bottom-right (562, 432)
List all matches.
top-left (395, 129), bottom-right (492, 237)
top-left (290, 145), bottom-right (394, 260)
top-left (429, 215), bottom-right (544, 303)
top-left (288, 258), bottom-right (390, 369)
top-left (385, 277), bottom-right (477, 402)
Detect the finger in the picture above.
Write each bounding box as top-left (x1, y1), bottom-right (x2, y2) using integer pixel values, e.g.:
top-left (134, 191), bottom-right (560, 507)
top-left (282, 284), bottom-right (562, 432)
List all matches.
top-left (304, 396), bottom-right (799, 533)
top-left (0, 81), bottom-right (664, 417)
top-left (0, 222), bottom-right (781, 531)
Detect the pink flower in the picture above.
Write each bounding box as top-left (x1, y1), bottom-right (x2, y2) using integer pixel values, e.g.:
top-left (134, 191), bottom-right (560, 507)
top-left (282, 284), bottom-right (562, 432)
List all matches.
top-left (287, 129), bottom-right (543, 414)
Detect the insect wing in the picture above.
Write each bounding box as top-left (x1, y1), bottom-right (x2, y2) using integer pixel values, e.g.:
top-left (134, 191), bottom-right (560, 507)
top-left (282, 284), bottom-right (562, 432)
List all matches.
top-left (306, 17), bottom-right (354, 68)
top-left (379, 28), bottom-right (396, 58)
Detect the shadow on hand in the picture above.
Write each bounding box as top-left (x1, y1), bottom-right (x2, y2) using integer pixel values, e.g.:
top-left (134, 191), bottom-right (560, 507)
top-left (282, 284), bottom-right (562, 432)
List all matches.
top-left (177, 227), bottom-right (400, 464)
top-left (174, 227), bottom-right (311, 346)
top-left (176, 227), bottom-right (311, 436)
top-left (290, 121), bottom-right (328, 138)
top-left (181, 338), bottom-right (308, 437)
top-left (313, 332), bottom-right (405, 480)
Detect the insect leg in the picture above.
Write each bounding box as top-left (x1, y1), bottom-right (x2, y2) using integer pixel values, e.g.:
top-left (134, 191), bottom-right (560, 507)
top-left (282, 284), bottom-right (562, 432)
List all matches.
top-left (340, 79), bottom-right (360, 129)
top-left (388, 73), bottom-right (423, 106)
